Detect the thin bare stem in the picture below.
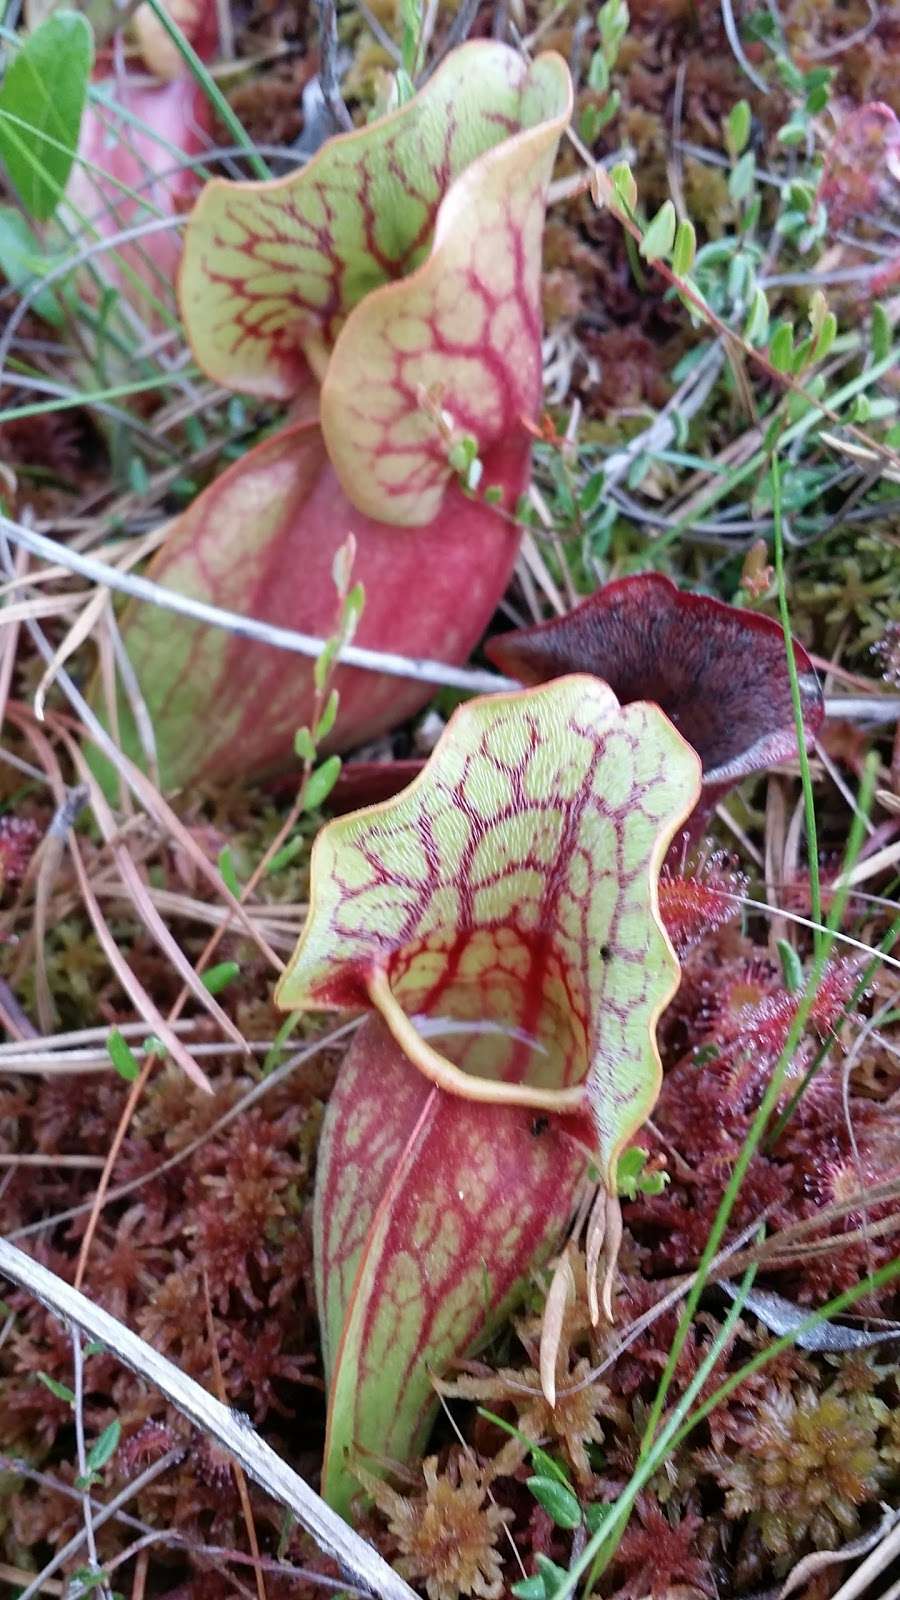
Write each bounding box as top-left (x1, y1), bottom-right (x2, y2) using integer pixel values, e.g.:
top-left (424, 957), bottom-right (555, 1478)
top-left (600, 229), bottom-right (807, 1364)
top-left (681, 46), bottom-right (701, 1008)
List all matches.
top-left (0, 513), bottom-right (515, 695)
top-left (314, 0), bottom-right (352, 131)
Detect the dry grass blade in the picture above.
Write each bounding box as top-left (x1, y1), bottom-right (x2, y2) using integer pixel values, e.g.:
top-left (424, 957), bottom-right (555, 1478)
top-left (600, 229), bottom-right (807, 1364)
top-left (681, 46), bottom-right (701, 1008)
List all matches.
top-left (202, 1270), bottom-right (269, 1600)
top-left (40, 707), bottom-right (284, 973)
top-left (540, 1244), bottom-right (576, 1406)
top-left (0, 1240), bottom-right (420, 1600)
top-left (0, 513), bottom-right (517, 696)
top-left (59, 727), bottom-right (252, 1057)
top-left (780, 1507), bottom-right (900, 1600)
top-left (830, 1516), bottom-right (900, 1600)
top-left (66, 834), bottom-right (213, 1094)
top-left (34, 587), bottom-right (108, 722)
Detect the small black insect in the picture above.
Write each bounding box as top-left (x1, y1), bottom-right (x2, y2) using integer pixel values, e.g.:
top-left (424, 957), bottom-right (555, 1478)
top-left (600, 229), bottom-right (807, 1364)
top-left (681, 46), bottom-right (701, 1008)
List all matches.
top-left (530, 1115), bottom-right (550, 1137)
top-left (600, 944), bottom-right (611, 961)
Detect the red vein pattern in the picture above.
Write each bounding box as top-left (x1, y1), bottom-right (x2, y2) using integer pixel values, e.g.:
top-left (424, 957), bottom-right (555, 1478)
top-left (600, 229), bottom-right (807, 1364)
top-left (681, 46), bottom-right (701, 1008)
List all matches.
top-left (179, 43), bottom-right (570, 409)
top-left (315, 1017), bottom-right (590, 1515)
top-left (277, 676), bottom-right (701, 1184)
top-left (107, 423), bottom-right (525, 787)
top-left (320, 82), bottom-right (568, 524)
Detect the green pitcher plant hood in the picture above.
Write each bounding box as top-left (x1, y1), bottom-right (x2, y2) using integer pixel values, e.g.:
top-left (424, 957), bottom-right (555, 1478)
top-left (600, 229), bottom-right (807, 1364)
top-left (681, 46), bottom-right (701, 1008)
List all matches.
top-left (179, 41), bottom-right (572, 525)
top-left (104, 43), bottom-right (573, 787)
top-left (277, 675), bottom-right (702, 1189)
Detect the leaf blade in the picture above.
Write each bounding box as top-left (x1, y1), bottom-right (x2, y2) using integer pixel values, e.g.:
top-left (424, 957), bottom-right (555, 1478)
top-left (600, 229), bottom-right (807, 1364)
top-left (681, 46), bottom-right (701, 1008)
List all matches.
top-left (0, 11), bottom-right (93, 221)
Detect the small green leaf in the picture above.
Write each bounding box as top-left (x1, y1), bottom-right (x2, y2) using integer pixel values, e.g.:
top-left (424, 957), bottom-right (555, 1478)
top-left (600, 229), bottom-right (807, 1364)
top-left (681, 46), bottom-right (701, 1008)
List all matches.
top-left (695, 239), bottom-right (735, 267)
top-left (86, 1419), bottom-right (121, 1475)
top-left (0, 11), bottom-right (93, 222)
top-left (512, 1579), bottom-right (547, 1600)
top-left (227, 396), bottom-right (247, 431)
top-left (610, 160), bottom-right (637, 214)
top-left (536, 1554), bottom-right (569, 1593)
top-left (587, 50), bottom-right (610, 93)
top-left (597, 0), bottom-right (629, 61)
top-left (201, 960), bottom-right (240, 994)
top-left (812, 311), bottom-right (837, 363)
top-left (84, 1341), bottom-right (107, 1357)
top-left (107, 1029), bottom-right (139, 1082)
top-left (184, 415), bottom-right (206, 452)
top-left (787, 178), bottom-right (815, 211)
top-left (616, 1144), bottom-right (648, 1198)
top-left (579, 470), bottom-right (607, 516)
top-left (314, 637), bottom-right (339, 693)
top-left (640, 1166), bottom-right (669, 1195)
top-left (262, 1008), bottom-right (301, 1074)
top-left (578, 103), bottom-right (601, 144)
top-left (0, 205), bottom-right (65, 323)
top-left (776, 208), bottom-right (808, 238)
top-left (768, 320), bottom-right (795, 372)
top-left (776, 939), bottom-right (804, 995)
top-left (850, 393), bottom-right (871, 423)
top-left (128, 456), bottom-right (149, 495)
top-left (791, 334), bottom-right (814, 371)
top-left (302, 755), bottom-right (342, 813)
top-left (777, 118), bottom-right (807, 146)
top-left (37, 1372), bottom-right (75, 1405)
top-left (741, 193), bottom-right (762, 235)
top-left (728, 150), bottom-right (756, 205)
top-left (744, 285), bottom-right (769, 346)
top-left (728, 253), bottom-right (750, 301)
top-left (671, 218), bottom-right (695, 277)
top-left (294, 725), bottom-right (316, 762)
top-left (725, 98), bottom-right (751, 158)
top-left (639, 198), bottom-right (676, 261)
top-left (341, 581), bottom-right (365, 640)
top-left (448, 432), bottom-right (479, 475)
top-left (584, 1501), bottom-right (611, 1533)
top-left (316, 689), bottom-right (340, 743)
top-left (218, 845), bottom-right (241, 898)
top-left (775, 57), bottom-right (805, 92)
top-left (871, 303), bottom-right (890, 364)
top-left (266, 834), bottom-right (305, 875)
top-left (527, 1474), bottom-right (582, 1527)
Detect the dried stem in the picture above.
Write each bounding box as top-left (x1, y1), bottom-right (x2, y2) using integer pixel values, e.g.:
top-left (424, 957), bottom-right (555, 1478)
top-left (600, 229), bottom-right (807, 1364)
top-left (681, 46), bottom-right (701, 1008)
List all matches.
top-left (0, 1240), bottom-right (419, 1600)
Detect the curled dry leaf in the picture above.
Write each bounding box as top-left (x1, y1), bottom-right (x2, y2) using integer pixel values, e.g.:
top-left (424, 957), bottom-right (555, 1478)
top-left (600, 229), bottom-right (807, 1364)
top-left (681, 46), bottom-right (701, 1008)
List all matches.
top-left (106, 45), bottom-right (573, 786)
top-left (486, 573), bottom-right (824, 831)
top-left (540, 1244), bottom-right (577, 1408)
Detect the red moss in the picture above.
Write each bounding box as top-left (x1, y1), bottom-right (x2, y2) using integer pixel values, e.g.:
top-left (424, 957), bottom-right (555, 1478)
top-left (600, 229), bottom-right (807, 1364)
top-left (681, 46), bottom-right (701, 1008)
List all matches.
top-left (0, 815), bottom-right (40, 893)
top-left (608, 1497), bottom-right (713, 1598)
